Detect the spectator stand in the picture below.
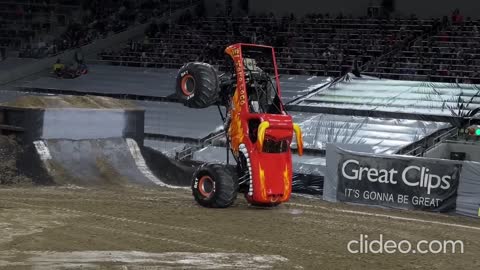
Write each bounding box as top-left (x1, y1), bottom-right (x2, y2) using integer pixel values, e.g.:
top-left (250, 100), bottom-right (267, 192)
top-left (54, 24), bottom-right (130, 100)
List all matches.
top-left (94, 14), bottom-right (439, 77)
top-left (12, 0), bottom-right (197, 59)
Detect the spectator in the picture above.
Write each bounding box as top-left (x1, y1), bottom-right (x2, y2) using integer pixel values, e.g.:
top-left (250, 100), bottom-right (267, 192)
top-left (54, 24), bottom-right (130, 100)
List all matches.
top-left (451, 9), bottom-right (464, 25)
top-left (53, 59), bottom-right (65, 73)
top-left (87, 10), bottom-right (480, 82)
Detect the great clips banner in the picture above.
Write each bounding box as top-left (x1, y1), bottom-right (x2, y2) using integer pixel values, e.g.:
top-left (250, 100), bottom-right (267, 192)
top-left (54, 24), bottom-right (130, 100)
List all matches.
top-left (336, 149), bottom-right (462, 212)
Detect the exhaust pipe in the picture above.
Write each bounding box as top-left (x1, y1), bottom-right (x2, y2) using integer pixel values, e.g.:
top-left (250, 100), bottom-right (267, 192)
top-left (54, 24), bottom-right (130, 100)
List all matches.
top-left (293, 123), bottom-right (304, 156)
top-left (257, 121), bottom-right (270, 149)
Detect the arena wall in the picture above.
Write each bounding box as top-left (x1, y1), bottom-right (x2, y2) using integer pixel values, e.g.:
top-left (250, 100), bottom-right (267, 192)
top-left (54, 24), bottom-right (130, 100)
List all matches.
top-left (424, 142), bottom-right (480, 162)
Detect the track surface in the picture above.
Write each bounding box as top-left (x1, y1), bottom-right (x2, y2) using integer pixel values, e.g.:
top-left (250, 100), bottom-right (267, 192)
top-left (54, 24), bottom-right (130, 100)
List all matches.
top-left (0, 186), bottom-right (478, 269)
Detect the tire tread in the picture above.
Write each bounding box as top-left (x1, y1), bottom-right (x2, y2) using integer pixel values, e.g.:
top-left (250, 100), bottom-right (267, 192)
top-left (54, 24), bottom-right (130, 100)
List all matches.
top-left (192, 163), bottom-right (237, 208)
top-left (175, 62), bottom-right (219, 108)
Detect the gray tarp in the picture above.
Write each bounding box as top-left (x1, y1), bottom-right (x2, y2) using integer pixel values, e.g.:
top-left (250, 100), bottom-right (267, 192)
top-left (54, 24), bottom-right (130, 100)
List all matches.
top-left (456, 161), bottom-right (480, 218)
top-left (291, 112), bottom-right (450, 154)
top-left (294, 74), bottom-right (480, 117)
top-left (192, 145), bottom-right (327, 174)
top-left (191, 145), bottom-right (326, 194)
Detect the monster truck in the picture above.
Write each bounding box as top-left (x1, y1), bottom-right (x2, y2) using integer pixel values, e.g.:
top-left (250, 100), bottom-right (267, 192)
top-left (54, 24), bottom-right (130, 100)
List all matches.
top-left (175, 43), bottom-right (304, 208)
top-left (54, 63), bottom-right (88, 79)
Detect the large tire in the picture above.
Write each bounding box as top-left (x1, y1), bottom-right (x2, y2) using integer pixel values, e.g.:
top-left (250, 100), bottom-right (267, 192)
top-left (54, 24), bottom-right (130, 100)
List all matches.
top-left (176, 62), bottom-right (219, 108)
top-left (192, 163), bottom-right (237, 208)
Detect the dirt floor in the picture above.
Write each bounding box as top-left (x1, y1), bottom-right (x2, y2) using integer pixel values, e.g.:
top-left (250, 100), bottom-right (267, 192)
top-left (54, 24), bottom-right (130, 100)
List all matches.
top-left (0, 136), bottom-right (31, 185)
top-left (0, 186), bottom-right (478, 269)
top-left (3, 95), bottom-right (136, 109)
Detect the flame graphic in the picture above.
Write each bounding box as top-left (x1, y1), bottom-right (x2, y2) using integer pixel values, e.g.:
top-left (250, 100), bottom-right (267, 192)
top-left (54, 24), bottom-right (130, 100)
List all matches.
top-left (229, 91), bottom-right (244, 154)
top-left (282, 164), bottom-right (290, 200)
top-left (259, 164), bottom-right (267, 200)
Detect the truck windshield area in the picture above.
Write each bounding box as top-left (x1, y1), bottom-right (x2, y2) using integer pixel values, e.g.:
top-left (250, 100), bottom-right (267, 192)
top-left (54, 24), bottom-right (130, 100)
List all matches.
top-left (263, 138), bottom-right (289, 153)
top-left (241, 46), bottom-right (283, 114)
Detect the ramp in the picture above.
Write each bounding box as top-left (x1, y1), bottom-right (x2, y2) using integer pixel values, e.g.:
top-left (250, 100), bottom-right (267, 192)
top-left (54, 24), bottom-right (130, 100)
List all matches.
top-left (1, 95), bottom-right (193, 189)
top-left (33, 138), bottom-right (191, 188)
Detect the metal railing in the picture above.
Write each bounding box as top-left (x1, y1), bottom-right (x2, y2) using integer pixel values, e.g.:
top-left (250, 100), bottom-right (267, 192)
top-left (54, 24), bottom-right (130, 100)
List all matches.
top-left (421, 127), bottom-right (458, 155)
top-left (398, 127), bottom-right (457, 157)
top-left (174, 130), bottom-right (226, 161)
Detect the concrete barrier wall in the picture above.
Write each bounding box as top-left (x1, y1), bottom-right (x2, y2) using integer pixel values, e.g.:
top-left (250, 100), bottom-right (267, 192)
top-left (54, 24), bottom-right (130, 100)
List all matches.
top-left (12, 108), bottom-right (145, 145)
top-left (456, 161), bottom-right (480, 218)
top-left (424, 141), bottom-right (480, 162)
top-left (42, 109), bottom-right (144, 142)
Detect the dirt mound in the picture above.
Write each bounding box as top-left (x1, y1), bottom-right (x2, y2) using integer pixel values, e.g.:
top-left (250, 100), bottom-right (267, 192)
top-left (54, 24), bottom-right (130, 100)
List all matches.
top-left (3, 95), bottom-right (136, 109)
top-left (0, 136), bottom-right (32, 185)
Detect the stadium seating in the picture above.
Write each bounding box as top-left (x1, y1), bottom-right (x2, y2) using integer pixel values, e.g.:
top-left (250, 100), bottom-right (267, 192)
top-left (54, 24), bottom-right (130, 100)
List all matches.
top-left (363, 19), bottom-right (480, 83)
top-left (0, 0), bottom-right (193, 59)
top-left (0, 0), bottom-right (80, 52)
top-left (3, 2), bottom-right (479, 83)
top-left (96, 14), bottom-right (438, 77)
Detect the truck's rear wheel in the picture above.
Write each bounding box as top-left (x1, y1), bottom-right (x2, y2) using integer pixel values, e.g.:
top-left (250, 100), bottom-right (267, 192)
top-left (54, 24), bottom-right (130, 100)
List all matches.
top-left (192, 164), bottom-right (237, 208)
top-left (176, 62), bottom-right (219, 108)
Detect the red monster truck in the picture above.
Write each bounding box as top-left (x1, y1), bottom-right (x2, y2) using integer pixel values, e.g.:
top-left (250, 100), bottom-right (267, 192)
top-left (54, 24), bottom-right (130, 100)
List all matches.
top-left (175, 44), bottom-right (304, 208)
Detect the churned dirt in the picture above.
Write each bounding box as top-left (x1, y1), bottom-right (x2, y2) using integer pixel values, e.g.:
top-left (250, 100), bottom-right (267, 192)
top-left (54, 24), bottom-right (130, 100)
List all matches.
top-left (0, 186), bottom-right (478, 269)
top-left (3, 95), bottom-right (136, 109)
top-left (0, 135), bottom-right (31, 185)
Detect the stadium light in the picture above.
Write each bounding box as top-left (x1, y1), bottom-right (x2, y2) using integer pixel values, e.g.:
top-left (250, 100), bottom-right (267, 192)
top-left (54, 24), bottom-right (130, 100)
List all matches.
top-left (460, 126), bottom-right (480, 138)
top-left (463, 125), bottom-right (480, 137)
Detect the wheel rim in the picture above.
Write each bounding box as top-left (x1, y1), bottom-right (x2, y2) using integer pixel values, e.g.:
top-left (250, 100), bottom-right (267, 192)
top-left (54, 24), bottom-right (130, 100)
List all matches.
top-left (198, 175), bottom-right (214, 198)
top-left (181, 74), bottom-right (195, 96)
